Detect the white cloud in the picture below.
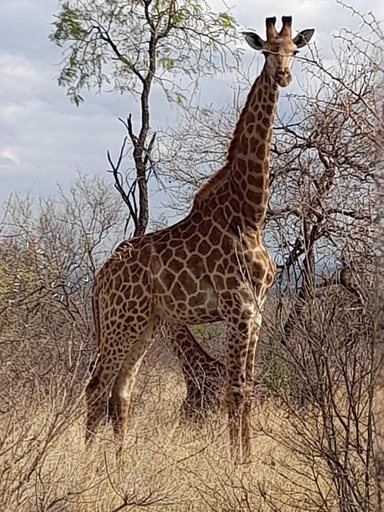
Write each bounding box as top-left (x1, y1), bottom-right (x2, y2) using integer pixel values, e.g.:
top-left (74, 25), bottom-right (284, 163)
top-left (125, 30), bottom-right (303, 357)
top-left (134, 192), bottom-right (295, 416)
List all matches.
top-left (0, 148), bottom-right (19, 166)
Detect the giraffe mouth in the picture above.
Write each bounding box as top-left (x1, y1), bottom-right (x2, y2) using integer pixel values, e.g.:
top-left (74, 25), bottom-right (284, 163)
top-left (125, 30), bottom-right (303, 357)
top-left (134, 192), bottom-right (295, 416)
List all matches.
top-left (276, 74), bottom-right (292, 87)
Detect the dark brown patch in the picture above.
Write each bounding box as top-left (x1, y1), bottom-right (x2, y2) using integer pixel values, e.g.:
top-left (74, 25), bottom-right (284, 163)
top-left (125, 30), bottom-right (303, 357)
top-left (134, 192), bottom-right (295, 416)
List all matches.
top-left (183, 224), bottom-right (195, 239)
top-left (226, 276), bottom-right (238, 289)
top-left (170, 258), bottom-right (184, 274)
top-left (248, 173), bottom-right (264, 188)
top-left (240, 135), bottom-right (249, 153)
top-left (122, 267), bottom-right (130, 281)
top-left (216, 263), bottom-right (226, 275)
top-left (237, 157), bottom-right (247, 173)
top-left (246, 189), bottom-right (263, 204)
top-left (212, 207), bottom-right (225, 225)
top-left (127, 300), bottom-right (139, 313)
top-left (217, 189), bottom-right (230, 203)
top-left (188, 254), bottom-right (205, 274)
top-left (175, 247), bottom-right (187, 260)
top-left (242, 202), bottom-right (256, 219)
top-left (215, 275), bottom-right (225, 289)
top-left (250, 137), bottom-right (258, 154)
top-left (257, 126), bottom-right (267, 139)
top-left (188, 292), bottom-right (206, 308)
top-left (159, 268), bottom-right (175, 289)
top-left (256, 144), bottom-right (267, 161)
top-left (191, 211), bottom-right (203, 224)
top-left (199, 223), bottom-right (210, 237)
top-left (178, 302), bottom-right (187, 312)
top-left (154, 279), bottom-right (166, 295)
top-left (179, 270), bottom-right (197, 293)
top-left (220, 290), bottom-right (232, 302)
top-left (140, 247), bottom-right (151, 266)
top-left (163, 248), bottom-right (172, 261)
top-left (199, 240), bottom-right (211, 256)
top-left (210, 248), bottom-right (222, 263)
top-left (131, 271), bottom-right (140, 283)
top-left (209, 226), bottom-right (221, 244)
top-left (132, 284), bottom-right (144, 297)
top-left (171, 281), bottom-right (186, 301)
top-left (136, 314), bottom-right (147, 325)
top-left (88, 375), bottom-right (99, 391)
top-left (169, 239), bottom-right (182, 249)
top-left (230, 197), bottom-right (240, 211)
top-left (251, 262), bottom-right (264, 280)
top-left (188, 234), bottom-right (201, 249)
top-left (232, 168), bottom-right (242, 185)
top-left (245, 111), bottom-right (255, 124)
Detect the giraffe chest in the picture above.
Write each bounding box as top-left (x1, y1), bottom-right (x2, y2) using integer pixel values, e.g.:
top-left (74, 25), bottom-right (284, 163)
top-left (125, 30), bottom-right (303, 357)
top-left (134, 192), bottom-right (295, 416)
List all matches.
top-left (214, 235), bottom-right (276, 298)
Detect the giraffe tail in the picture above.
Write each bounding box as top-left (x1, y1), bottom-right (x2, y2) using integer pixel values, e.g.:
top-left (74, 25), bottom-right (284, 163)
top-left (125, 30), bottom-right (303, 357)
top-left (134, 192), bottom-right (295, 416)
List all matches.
top-left (88, 291), bottom-right (114, 421)
top-left (89, 289), bottom-right (101, 373)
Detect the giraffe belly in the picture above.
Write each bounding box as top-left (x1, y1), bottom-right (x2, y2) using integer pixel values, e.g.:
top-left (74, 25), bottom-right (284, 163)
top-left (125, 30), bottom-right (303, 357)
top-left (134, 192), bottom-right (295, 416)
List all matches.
top-left (152, 277), bottom-right (220, 324)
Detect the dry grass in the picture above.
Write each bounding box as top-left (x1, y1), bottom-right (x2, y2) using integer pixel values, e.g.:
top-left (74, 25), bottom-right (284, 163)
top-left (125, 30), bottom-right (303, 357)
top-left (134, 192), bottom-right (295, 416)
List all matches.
top-left (0, 362), bottom-right (340, 512)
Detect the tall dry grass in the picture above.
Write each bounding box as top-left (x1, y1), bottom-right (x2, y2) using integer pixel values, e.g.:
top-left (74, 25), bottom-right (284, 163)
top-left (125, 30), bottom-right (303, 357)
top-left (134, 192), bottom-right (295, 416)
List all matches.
top-left (1, 357), bottom-right (344, 512)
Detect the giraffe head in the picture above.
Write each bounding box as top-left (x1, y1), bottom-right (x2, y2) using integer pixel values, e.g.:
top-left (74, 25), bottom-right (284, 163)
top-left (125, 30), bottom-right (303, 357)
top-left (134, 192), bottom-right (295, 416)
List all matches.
top-left (243, 16), bottom-right (314, 87)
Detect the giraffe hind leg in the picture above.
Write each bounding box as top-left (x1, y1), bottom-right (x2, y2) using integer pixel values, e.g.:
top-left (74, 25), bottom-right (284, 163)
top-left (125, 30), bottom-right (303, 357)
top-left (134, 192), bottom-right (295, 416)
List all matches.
top-left (166, 325), bottom-right (225, 422)
top-left (88, 360), bottom-right (117, 424)
top-left (85, 315), bottom-right (159, 445)
top-left (109, 327), bottom-right (157, 446)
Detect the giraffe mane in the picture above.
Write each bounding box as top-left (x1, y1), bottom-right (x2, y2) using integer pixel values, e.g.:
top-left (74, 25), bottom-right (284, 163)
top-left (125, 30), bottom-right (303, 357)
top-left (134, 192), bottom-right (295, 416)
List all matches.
top-left (194, 75), bottom-right (261, 206)
top-left (193, 163), bottom-right (231, 204)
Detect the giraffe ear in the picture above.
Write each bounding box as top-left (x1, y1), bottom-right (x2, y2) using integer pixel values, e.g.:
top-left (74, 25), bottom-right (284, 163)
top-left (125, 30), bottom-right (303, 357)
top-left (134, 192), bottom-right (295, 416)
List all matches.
top-left (293, 29), bottom-right (315, 48)
top-left (242, 31), bottom-right (265, 51)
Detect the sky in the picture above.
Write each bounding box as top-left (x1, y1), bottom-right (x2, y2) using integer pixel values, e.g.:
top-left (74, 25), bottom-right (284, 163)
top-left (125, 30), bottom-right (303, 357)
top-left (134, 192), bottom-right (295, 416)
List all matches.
top-left (0, 0), bottom-right (382, 209)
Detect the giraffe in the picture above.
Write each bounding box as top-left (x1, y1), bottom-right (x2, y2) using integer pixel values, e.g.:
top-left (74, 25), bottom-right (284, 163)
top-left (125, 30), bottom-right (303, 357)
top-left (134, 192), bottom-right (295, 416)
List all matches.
top-left (86, 16), bottom-right (314, 463)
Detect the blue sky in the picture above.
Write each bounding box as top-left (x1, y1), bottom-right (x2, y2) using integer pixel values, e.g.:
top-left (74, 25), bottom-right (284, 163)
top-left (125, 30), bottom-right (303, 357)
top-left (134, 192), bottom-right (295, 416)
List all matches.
top-left (0, 0), bottom-right (382, 210)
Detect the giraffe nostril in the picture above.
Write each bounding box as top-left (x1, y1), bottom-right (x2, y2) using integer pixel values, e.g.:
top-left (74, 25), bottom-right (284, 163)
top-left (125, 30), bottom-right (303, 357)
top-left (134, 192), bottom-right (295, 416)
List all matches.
top-left (276, 69), bottom-right (288, 78)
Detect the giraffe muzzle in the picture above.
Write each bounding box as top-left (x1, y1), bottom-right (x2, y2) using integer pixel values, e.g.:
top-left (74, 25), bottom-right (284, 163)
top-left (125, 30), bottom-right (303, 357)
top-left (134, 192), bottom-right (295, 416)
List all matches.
top-left (276, 69), bottom-right (292, 87)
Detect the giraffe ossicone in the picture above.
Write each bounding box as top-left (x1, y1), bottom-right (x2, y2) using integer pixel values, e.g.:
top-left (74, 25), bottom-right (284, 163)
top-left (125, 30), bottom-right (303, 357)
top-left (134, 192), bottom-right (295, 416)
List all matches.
top-left (85, 15), bottom-right (314, 464)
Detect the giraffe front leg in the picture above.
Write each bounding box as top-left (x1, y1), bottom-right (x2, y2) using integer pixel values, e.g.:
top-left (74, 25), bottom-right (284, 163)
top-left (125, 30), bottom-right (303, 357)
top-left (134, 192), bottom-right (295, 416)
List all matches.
top-left (225, 320), bottom-right (250, 464)
top-left (241, 314), bottom-right (263, 463)
top-left (226, 381), bottom-right (245, 464)
top-left (225, 306), bottom-right (261, 464)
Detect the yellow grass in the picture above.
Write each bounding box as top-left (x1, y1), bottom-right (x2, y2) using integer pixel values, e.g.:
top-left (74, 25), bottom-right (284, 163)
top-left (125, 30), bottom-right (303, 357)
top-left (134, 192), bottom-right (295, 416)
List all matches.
top-left (1, 365), bottom-right (339, 512)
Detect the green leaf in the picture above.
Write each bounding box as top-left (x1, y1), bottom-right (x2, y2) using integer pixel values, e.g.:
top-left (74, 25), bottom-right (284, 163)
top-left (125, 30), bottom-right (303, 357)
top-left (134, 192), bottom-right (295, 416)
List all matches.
top-left (160, 57), bottom-right (175, 71)
top-left (218, 12), bottom-right (235, 29)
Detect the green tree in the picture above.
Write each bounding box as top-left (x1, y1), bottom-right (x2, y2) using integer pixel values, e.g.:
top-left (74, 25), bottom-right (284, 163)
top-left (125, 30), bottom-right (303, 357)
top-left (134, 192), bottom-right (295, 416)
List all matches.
top-left (50, 0), bottom-right (240, 235)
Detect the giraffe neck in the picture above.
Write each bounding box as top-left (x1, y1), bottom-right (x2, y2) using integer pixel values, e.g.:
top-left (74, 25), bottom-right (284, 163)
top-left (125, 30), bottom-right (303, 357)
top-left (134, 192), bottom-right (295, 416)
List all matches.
top-left (227, 67), bottom-right (279, 229)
